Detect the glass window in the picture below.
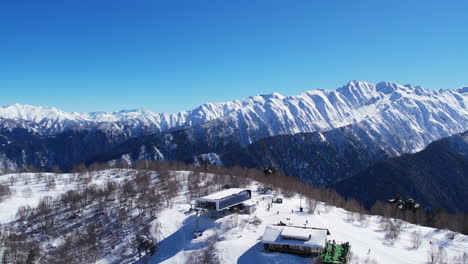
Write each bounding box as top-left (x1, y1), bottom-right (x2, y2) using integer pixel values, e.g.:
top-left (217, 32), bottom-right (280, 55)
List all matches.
top-left (218, 191), bottom-right (251, 210)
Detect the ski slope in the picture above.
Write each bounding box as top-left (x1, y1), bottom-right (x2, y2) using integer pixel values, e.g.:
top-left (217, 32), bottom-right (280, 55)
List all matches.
top-left (0, 170), bottom-right (466, 264)
top-left (145, 184), bottom-right (467, 264)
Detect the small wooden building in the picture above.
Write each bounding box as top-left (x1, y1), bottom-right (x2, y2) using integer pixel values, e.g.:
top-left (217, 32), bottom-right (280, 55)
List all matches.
top-left (261, 225), bottom-right (329, 257)
top-left (241, 200), bottom-right (256, 214)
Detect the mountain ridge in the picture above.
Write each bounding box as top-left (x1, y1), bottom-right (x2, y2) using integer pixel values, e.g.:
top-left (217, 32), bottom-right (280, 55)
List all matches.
top-left (333, 131), bottom-right (468, 213)
top-left (1, 80), bottom-right (466, 140)
top-left (0, 80), bottom-right (466, 174)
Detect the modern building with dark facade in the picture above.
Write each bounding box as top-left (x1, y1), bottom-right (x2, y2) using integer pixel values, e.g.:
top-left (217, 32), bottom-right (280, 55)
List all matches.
top-left (194, 188), bottom-right (252, 211)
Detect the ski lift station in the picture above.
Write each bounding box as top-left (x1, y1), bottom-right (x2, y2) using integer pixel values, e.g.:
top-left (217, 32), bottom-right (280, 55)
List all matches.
top-left (194, 188), bottom-right (252, 211)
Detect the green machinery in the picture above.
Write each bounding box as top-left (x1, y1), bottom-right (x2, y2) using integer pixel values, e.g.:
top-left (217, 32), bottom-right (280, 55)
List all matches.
top-left (319, 242), bottom-right (350, 264)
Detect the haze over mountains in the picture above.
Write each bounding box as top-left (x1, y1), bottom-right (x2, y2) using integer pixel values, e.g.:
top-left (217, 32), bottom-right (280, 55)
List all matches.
top-left (0, 80), bottom-right (467, 212)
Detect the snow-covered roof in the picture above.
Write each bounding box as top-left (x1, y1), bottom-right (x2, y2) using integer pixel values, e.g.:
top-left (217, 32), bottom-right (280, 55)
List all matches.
top-left (261, 225), bottom-right (328, 248)
top-left (195, 188), bottom-right (249, 201)
top-left (281, 227), bottom-right (311, 241)
top-left (242, 200), bottom-right (256, 206)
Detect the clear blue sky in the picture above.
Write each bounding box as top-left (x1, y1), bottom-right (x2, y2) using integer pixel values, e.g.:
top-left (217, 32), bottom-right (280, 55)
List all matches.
top-left (1, 0), bottom-right (467, 113)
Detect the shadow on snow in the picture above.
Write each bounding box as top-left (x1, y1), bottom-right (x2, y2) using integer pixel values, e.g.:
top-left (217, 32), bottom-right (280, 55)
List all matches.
top-left (237, 242), bottom-right (311, 264)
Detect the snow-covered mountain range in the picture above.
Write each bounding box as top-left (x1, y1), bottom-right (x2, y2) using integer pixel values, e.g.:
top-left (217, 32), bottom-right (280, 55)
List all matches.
top-left (0, 81), bottom-right (467, 173)
top-left (2, 81), bottom-right (467, 147)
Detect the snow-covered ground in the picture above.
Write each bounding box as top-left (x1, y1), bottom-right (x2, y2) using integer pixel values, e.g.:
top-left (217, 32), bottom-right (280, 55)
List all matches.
top-left (143, 186), bottom-right (467, 264)
top-left (0, 169), bottom-right (132, 224)
top-left (0, 172), bottom-right (75, 223)
top-left (1, 170), bottom-right (467, 264)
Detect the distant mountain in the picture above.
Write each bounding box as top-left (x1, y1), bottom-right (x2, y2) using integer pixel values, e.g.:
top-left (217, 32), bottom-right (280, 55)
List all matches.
top-left (83, 121), bottom-right (395, 185)
top-left (333, 131), bottom-right (468, 213)
top-left (218, 123), bottom-right (396, 184)
top-left (2, 81), bottom-right (466, 148)
top-left (0, 81), bottom-right (466, 177)
top-left (0, 103), bottom-right (239, 137)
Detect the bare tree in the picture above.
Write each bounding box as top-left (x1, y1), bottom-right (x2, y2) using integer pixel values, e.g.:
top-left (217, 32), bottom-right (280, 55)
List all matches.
top-left (46, 175), bottom-right (56, 190)
top-left (16, 205), bottom-right (33, 223)
top-left (410, 230), bottom-right (422, 249)
top-left (445, 229), bottom-right (458, 240)
top-left (358, 212), bottom-right (369, 227)
top-left (427, 245), bottom-right (448, 264)
top-left (436, 247), bottom-right (448, 264)
top-left (0, 184), bottom-right (11, 202)
top-left (427, 245), bottom-right (438, 264)
top-left (187, 171), bottom-right (202, 201)
top-left (36, 196), bottom-right (54, 234)
top-left (1, 233), bottom-right (41, 263)
top-left (9, 175), bottom-right (15, 186)
top-left (451, 253), bottom-right (468, 264)
top-left (307, 197), bottom-right (318, 214)
top-left (347, 210), bottom-right (357, 222)
top-left (385, 219), bottom-right (403, 245)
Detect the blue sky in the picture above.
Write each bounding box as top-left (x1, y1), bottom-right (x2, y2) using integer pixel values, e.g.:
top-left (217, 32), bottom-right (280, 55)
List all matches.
top-left (1, 0), bottom-right (467, 113)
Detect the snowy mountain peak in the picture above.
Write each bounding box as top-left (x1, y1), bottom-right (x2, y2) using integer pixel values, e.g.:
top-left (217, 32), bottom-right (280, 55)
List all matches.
top-left (335, 81), bottom-right (380, 107)
top-left (263, 92), bottom-right (285, 100)
top-left (0, 81), bottom-right (466, 151)
top-left (0, 103), bottom-right (79, 122)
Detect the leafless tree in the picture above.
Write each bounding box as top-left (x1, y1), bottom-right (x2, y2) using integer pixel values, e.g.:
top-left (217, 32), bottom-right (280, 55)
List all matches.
top-left (307, 197), bottom-right (318, 214)
top-left (16, 205), bottom-right (33, 223)
top-left (434, 212), bottom-right (451, 230)
top-left (411, 230), bottom-right (422, 249)
top-left (9, 175), bottom-right (16, 186)
top-left (427, 245), bottom-right (448, 264)
top-left (1, 232), bottom-right (41, 264)
top-left (34, 172), bottom-right (44, 184)
top-left (187, 171), bottom-right (202, 201)
top-left (436, 247), bottom-right (448, 264)
top-left (451, 253), bottom-right (468, 264)
top-left (0, 184), bottom-right (11, 202)
top-left (427, 245), bottom-right (438, 264)
top-left (445, 229), bottom-right (457, 241)
top-left (36, 196), bottom-right (54, 234)
top-left (379, 217), bottom-right (390, 232)
top-left (347, 210), bottom-right (357, 222)
top-left (358, 212), bottom-right (369, 227)
top-left (385, 219), bottom-right (403, 245)
top-left (46, 175), bottom-right (56, 190)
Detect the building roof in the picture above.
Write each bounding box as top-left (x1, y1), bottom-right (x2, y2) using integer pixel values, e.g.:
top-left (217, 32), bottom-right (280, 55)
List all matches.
top-left (242, 200), bottom-right (256, 206)
top-left (261, 225), bottom-right (328, 248)
top-left (194, 188), bottom-right (249, 202)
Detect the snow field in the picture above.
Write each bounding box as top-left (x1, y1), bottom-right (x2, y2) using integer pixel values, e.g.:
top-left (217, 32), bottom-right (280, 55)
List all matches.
top-left (1, 170), bottom-right (466, 264)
